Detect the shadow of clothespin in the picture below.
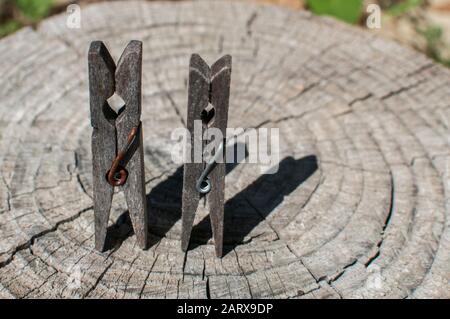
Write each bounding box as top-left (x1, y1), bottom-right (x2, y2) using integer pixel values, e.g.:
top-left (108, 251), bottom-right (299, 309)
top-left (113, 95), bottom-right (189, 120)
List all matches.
top-left (88, 40), bottom-right (147, 252)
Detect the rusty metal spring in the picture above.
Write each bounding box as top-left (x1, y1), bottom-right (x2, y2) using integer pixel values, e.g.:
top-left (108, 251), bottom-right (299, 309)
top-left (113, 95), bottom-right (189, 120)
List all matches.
top-left (106, 126), bottom-right (138, 186)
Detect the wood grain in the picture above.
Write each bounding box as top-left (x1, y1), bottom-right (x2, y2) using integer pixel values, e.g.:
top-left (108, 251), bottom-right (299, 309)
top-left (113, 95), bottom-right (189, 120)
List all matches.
top-left (115, 41), bottom-right (148, 250)
top-left (208, 55), bottom-right (232, 257)
top-left (88, 41), bottom-right (116, 252)
top-left (0, 0), bottom-right (448, 299)
top-left (181, 54), bottom-right (210, 253)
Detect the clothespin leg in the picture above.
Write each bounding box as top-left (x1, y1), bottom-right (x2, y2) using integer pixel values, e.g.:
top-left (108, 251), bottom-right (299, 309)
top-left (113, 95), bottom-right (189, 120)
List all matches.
top-left (181, 162), bottom-right (202, 252)
top-left (92, 129), bottom-right (116, 251)
top-left (208, 161), bottom-right (225, 257)
top-left (120, 123), bottom-right (148, 249)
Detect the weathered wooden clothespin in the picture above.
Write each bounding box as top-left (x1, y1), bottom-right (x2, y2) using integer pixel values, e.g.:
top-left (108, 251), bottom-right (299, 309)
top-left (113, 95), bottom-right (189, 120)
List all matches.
top-left (182, 54), bottom-right (232, 257)
top-left (88, 41), bottom-right (147, 251)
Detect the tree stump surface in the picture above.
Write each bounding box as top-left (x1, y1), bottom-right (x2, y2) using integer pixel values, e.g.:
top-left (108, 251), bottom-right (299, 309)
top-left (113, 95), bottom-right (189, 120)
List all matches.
top-left (0, 0), bottom-right (449, 299)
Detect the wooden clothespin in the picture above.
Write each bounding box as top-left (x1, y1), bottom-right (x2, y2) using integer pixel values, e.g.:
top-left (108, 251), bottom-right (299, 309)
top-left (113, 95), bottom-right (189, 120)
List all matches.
top-left (88, 41), bottom-right (147, 251)
top-left (182, 54), bottom-right (232, 257)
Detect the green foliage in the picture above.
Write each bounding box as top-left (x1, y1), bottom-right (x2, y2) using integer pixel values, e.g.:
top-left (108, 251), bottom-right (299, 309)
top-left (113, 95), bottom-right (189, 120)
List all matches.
top-left (418, 25), bottom-right (450, 67)
top-left (387, 0), bottom-right (423, 17)
top-left (306, 0), bottom-right (363, 24)
top-left (0, 20), bottom-right (21, 37)
top-left (0, 0), bottom-right (54, 37)
top-left (420, 25), bottom-right (443, 45)
top-left (15, 0), bottom-right (54, 22)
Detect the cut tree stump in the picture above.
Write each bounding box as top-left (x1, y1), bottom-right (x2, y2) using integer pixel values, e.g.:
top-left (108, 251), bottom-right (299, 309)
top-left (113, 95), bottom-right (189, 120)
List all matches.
top-left (0, 0), bottom-right (449, 299)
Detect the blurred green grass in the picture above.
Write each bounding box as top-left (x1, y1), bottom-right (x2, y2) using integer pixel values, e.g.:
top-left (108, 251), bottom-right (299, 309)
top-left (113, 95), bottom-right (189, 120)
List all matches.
top-left (307, 0), bottom-right (449, 67)
top-left (386, 0), bottom-right (423, 16)
top-left (306, 0), bottom-right (363, 24)
top-left (0, 0), bottom-right (54, 37)
top-left (0, 0), bottom-right (448, 67)
top-left (16, 0), bottom-right (54, 21)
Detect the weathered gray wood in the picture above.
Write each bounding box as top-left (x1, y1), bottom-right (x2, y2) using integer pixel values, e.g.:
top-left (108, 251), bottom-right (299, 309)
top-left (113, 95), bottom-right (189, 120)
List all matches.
top-left (208, 55), bottom-right (232, 257)
top-left (0, 0), bottom-right (449, 299)
top-left (115, 41), bottom-right (148, 249)
top-left (89, 40), bottom-right (147, 251)
top-left (181, 54), bottom-right (231, 258)
top-left (181, 54), bottom-right (210, 252)
top-left (88, 41), bottom-right (116, 251)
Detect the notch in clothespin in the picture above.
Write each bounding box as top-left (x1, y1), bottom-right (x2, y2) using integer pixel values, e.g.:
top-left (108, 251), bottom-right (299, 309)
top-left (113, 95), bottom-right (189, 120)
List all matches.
top-left (181, 54), bottom-right (232, 257)
top-left (88, 40), bottom-right (147, 252)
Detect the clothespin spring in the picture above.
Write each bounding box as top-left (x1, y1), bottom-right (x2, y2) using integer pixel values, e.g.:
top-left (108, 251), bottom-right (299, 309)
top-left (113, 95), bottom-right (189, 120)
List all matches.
top-left (196, 141), bottom-right (224, 194)
top-left (107, 126), bottom-right (139, 186)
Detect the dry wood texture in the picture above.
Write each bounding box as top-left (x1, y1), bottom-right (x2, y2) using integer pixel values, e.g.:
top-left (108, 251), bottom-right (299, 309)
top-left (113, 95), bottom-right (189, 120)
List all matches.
top-left (0, 0), bottom-right (449, 299)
